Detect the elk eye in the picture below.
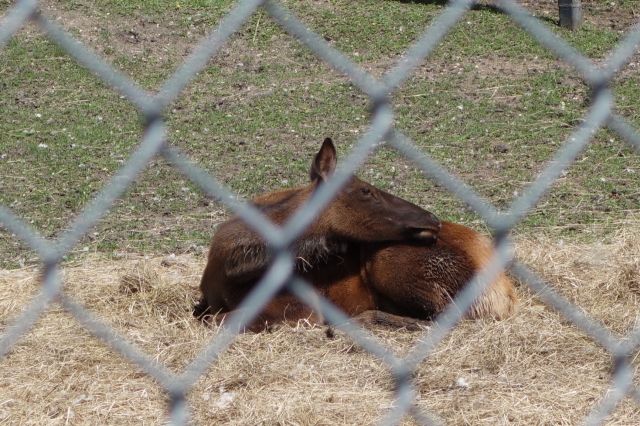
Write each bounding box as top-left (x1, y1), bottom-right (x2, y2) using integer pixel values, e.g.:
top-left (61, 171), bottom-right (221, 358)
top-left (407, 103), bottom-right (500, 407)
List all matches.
top-left (360, 187), bottom-right (371, 196)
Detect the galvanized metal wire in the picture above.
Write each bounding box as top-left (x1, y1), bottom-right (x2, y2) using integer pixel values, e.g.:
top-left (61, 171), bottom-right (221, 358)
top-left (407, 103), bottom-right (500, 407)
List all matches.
top-left (1, 0), bottom-right (639, 424)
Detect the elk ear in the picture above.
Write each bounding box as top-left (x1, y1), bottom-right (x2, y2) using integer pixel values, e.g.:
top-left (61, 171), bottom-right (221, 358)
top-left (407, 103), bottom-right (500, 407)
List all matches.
top-left (309, 137), bottom-right (337, 183)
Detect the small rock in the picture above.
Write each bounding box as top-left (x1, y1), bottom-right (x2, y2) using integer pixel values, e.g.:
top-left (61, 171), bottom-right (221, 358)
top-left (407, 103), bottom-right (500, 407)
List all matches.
top-left (456, 377), bottom-right (470, 389)
top-left (215, 390), bottom-right (236, 409)
top-left (493, 143), bottom-right (509, 154)
top-left (161, 253), bottom-right (177, 267)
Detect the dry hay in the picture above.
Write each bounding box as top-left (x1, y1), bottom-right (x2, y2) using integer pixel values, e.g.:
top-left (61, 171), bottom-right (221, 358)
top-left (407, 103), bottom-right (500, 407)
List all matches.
top-left (1, 229), bottom-right (640, 425)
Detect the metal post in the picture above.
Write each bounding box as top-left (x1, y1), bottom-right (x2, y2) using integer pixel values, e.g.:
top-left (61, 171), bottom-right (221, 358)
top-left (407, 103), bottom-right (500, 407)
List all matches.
top-left (558, 0), bottom-right (583, 30)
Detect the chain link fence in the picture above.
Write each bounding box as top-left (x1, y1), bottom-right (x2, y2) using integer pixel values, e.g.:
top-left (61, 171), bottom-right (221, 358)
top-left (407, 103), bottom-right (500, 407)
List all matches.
top-left (1, 0), bottom-right (640, 424)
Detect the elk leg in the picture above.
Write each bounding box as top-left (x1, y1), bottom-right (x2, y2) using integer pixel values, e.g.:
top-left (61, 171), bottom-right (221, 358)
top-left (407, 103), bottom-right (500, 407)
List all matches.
top-left (195, 259), bottom-right (229, 318)
top-left (354, 310), bottom-right (430, 331)
top-left (208, 296), bottom-right (322, 333)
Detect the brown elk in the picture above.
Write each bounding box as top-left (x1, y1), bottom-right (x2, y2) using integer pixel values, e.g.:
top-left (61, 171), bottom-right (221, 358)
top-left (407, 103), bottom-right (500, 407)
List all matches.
top-left (195, 138), bottom-right (516, 331)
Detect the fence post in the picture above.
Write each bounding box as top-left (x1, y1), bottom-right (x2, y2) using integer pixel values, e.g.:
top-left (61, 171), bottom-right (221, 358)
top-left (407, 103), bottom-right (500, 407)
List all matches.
top-left (558, 0), bottom-right (583, 30)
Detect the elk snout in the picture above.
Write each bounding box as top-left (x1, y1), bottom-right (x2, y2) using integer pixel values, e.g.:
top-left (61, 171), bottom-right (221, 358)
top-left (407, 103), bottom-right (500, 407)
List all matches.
top-left (406, 210), bottom-right (441, 242)
top-left (395, 209), bottom-right (441, 242)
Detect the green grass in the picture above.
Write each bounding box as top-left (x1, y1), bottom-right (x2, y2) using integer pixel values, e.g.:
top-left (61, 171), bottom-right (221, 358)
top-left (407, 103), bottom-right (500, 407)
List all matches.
top-left (0, 0), bottom-right (638, 267)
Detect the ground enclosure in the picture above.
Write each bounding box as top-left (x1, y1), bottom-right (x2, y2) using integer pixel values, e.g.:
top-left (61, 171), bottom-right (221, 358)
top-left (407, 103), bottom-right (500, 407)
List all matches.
top-left (1, 0), bottom-right (640, 424)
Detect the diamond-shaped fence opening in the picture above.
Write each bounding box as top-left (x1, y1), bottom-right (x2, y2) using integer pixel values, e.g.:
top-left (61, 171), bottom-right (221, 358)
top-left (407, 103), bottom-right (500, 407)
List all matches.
top-left (1, 0), bottom-right (640, 424)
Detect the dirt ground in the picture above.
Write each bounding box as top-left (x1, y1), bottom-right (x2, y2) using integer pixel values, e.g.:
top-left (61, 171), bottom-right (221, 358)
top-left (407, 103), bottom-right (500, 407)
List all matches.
top-left (1, 228), bottom-right (639, 425)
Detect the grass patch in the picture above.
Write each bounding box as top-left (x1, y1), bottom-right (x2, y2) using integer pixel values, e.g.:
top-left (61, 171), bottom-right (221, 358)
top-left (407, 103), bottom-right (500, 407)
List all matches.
top-left (1, 0), bottom-right (639, 267)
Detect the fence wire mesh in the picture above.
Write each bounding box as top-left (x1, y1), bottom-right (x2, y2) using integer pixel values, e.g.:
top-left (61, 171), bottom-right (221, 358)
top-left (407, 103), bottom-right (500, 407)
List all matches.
top-left (1, 0), bottom-right (639, 424)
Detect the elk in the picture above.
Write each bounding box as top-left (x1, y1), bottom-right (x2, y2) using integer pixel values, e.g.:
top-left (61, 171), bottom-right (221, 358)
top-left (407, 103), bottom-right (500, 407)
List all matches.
top-left (195, 138), bottom-right (516, 331)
